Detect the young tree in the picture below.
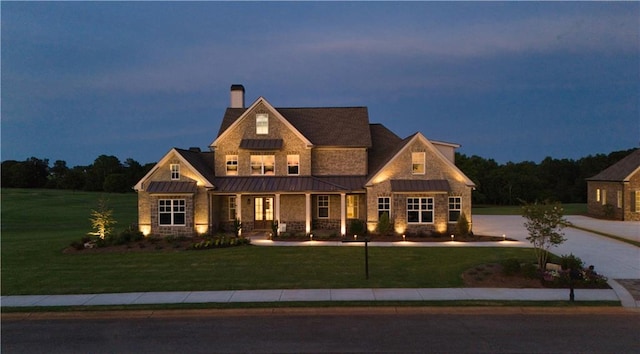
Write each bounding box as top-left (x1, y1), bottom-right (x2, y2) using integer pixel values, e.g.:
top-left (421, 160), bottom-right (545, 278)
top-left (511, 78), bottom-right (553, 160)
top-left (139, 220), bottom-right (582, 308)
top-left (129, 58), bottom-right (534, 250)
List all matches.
top-left (88, 197), bottom-right (117, 240)
top-left (522, 201), bottom-right (568, 271)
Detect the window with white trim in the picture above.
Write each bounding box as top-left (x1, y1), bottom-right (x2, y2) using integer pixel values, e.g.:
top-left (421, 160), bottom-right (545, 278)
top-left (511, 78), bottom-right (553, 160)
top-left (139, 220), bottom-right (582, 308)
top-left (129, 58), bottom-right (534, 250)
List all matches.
top-left (170, 164), bottom-right (180, 180)
top-left (347, 195), bottom-right (358, 219)
top-left (229, 196), bottom-right (236, 220)
top-left (226, 155), bottom-right (238, 176)
top-left (448, 197), bottom-right (462, 222)
top-left (412, 152), bottom-right (425, 174)
top-left (378, 197), bottom-right (390, 219)
top-left (617, 191), bottom-right (622, 208)
top-left (158, 199), bottom-right (185, 226)
top-left (635, 191), bottom-right (640, 212)
top-left (287, 155), bottom-right (299, 175)
top-left (251, 155), bottom-right (275, 175)
top-left (318, 195), bottom-right (329, 218)
top-left (407, 197), bottom-right (433, 223)
top-left (256, 114), bottom-right (268, 135)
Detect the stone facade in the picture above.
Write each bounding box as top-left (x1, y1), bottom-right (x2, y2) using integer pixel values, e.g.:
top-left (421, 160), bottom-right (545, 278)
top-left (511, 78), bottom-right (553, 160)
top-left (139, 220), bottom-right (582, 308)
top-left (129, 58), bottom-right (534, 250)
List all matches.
top-left (136, 92), bottom-right (475, 238)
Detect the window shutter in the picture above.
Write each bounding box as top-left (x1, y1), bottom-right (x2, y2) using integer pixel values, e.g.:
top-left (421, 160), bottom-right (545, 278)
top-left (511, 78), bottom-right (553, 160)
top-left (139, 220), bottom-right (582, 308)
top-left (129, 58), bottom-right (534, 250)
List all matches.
top-left (632, 191), bottom-right (637, 212)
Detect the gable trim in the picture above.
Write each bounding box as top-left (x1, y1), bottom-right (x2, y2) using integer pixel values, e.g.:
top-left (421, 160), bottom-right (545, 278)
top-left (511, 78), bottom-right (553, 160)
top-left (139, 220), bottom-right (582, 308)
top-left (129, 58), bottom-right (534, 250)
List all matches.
top-left (366, 132), bottom-right (475, 187)
top-left (133, 148), bottom-right (214, 191)
top-left (210, 97), bottom-right (313, 149)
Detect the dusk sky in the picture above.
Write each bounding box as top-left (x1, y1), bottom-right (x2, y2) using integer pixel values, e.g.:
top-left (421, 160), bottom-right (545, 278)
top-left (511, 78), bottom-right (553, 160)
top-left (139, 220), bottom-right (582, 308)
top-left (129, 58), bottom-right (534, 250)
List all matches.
top-left (2, 2), bottom-right (638, 167)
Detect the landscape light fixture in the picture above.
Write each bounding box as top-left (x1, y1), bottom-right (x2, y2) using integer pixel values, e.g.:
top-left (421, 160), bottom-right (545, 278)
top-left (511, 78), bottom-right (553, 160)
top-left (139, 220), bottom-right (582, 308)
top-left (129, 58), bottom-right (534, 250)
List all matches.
top-left (503, 234), bottom-right (506, 241)
top-left (451, 234), bottom-right (454, 241)
top-left (402, 234), bottom-right (406, 241)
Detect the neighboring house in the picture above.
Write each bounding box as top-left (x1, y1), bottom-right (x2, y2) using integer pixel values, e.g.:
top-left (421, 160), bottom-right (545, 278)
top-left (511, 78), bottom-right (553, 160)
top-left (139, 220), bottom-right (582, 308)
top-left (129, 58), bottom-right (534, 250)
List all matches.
top-left (586, 149), bottom-right (640, 221)
top-left (134, 85), bottom-right (476, 237)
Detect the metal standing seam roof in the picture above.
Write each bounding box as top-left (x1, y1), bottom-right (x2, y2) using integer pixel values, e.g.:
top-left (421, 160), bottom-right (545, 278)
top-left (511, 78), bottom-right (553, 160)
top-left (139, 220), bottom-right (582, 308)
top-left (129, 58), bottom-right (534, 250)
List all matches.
top-left (212, 176), bottom-right (367, 193)
top-left (146, 181), bottom-right (198, 194)
top-left (390, 179), bottom-right (451, 192)
top-left (239, 139), bottom-right (284, 150)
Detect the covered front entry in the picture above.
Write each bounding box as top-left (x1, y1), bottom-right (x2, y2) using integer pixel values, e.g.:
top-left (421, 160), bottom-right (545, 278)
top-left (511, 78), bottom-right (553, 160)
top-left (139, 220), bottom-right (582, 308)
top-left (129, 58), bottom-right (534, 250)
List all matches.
top-left (254, 197), bottom-right (274, 230)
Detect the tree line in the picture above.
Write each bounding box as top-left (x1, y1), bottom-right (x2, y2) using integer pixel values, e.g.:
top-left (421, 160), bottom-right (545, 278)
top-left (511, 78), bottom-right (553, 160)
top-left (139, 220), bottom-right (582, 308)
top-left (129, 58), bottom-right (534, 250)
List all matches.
top-left (455, 148), bottom-right (636, 205)
top-left (1, 155), bottom-right (155, 193)
top-left (1, 148), bottom-right (636, 200)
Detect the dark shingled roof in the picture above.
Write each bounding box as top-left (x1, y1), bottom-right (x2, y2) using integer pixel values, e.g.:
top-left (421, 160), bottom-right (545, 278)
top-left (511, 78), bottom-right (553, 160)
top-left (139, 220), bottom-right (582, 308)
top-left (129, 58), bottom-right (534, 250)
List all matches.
top-left (587, 149), bottom-right (640, 182)
top-left (390, 179), bottom-right (451, 192)
top-left (218, 106), bottom-right (372, 147)
top-left (367, 123), bottom-right (404, 178)
top-left (212, 176), bottom-right (367, 193)
top-left (147, 181), bottom-right (197, 194)
top-left (239, 139), bottom-right (283, 150)
top-left (174, 148), bottom-right (215, 184)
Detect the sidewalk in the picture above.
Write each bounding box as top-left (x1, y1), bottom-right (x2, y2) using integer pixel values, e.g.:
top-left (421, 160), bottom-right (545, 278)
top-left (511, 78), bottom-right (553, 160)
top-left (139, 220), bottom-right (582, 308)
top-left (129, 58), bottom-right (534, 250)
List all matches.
top-left (0, 287), bottom-right (626, 308)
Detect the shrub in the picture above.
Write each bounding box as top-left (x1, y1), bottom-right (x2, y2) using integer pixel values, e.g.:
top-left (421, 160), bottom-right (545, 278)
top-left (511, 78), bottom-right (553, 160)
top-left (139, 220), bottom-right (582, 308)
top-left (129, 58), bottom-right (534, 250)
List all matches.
top-left (560, 253), bottom-right (583, 270)
top-left (350, 219), bottom-right (366, 236)
top-left (376, 212), bottom-right (393, 235)
top-left (455, 212), bottom-right (470, 237)
top-left (501, 258), bottom-right (521, 276)
top-left (521, 263), bottom-right (539, 279)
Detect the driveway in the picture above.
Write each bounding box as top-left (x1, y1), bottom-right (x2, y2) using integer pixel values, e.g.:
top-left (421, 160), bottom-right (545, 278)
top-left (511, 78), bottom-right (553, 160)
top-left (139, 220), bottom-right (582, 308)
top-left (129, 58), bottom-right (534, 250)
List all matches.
top-left (473, 215), bottom-right (640, 280)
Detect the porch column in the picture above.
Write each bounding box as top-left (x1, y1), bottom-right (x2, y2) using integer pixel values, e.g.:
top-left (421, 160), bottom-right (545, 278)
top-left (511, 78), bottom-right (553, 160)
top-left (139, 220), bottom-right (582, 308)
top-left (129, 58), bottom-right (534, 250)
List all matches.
top-left (275, 193), bottom-right (281, 235)
top-left (340, 193), bottom-right (347, 236)
top-left (236, 193), bottom-right (242, 236)
top-left (305, 193), bottom-right (311, 235)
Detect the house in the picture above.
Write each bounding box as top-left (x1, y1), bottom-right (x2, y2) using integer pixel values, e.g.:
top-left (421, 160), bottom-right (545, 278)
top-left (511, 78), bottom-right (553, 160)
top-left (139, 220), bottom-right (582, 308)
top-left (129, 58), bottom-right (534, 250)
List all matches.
top-left (134, 85), bottom-right (476, 237)
top-left (586, 149), bottom-right (640, 221)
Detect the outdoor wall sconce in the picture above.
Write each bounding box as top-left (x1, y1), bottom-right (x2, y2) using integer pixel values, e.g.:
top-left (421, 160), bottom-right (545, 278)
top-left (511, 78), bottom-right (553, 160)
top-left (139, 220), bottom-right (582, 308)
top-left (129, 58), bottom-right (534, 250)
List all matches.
top-left (247, 198), bottom-right (251, 205)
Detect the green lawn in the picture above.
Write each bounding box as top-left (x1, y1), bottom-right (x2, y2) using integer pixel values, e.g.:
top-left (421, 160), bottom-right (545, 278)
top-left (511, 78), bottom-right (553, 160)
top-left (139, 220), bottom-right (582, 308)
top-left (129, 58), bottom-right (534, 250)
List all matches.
top-left (1, 189), bottom-right (536, 295)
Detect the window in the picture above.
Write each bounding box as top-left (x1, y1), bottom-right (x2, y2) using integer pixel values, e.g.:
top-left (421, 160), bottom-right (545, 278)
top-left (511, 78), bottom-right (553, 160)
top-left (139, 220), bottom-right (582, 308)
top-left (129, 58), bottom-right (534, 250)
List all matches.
top-left (596, 189), bottom-right (601, 202)
top-left (158, 199), bottom-right (185, 226)
top-left (170, 164), bottom-right (180, 180)
top-left (635, 191), bottom-right (640, 213)
top-left (378, 197), bottom-right (391, 219)
top-left (347, 195), bottom-right (358, 219)
top-left (256, 114), bottom-right (268, 135)
top-left (287, 155), bottom-right (299, 175)
top-left (448, 197), bottom-right (462, 222)
top-left (617, 191), bottom-right (622, 208)
top-left (412, 152), bottom-right (425, 174)
top-left (251, 155), bottom-right (275, 175)
top-left (226, 155), bottom-right (238, 176)
top-left (407, 197), bottom-right (433, 223)
top-left (229, 196), bottom-right (236, 221)
top-left (318, 195), bottom-right (329, 218)
top-left (602, 189), bottom-right (607, 205)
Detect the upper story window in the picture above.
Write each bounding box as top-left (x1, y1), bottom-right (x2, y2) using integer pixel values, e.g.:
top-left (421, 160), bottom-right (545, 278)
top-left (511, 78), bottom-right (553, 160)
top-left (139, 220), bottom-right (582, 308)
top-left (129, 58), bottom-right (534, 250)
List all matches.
top-left (251, 155), bottom-right (275, 175)
top-left (226, 155), bottom-right (238, 176)
top-left (287, 155), bottom-right (299, 175)
top-left (412, 152), bottom-right (425, 174)
top-left (170, 164), bottom-right (180, 180)
top-left (256, 114), bottom-right (268, 135)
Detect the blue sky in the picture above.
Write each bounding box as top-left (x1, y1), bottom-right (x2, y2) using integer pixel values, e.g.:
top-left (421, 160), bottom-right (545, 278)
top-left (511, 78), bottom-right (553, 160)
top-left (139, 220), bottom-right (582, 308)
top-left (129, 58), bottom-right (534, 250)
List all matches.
top-left (2, 2), bottom-right (638, 167)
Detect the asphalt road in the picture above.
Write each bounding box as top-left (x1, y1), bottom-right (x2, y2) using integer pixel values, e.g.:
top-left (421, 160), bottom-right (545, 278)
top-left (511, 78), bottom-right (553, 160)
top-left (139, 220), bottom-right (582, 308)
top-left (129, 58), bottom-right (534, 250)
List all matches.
top-left (2, 309), bottom-right (639, 353)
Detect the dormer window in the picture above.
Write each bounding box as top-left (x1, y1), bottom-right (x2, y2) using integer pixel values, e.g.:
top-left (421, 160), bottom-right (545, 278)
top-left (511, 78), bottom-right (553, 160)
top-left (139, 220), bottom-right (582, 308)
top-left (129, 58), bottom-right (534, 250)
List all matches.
top-left (170, 164), bottom-right (180, 180)
top-left (412, 152), bottom-right (425, 174)
top-left (256, 113), bottom-right (268, 135)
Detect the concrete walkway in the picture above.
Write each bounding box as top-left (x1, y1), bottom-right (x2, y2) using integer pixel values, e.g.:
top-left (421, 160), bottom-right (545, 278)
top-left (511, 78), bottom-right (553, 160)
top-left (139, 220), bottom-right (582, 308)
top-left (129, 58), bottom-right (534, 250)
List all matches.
top-left (2, 216), bottom-right (638, 309)
top-left (0, 288), bottom-right (621, 308)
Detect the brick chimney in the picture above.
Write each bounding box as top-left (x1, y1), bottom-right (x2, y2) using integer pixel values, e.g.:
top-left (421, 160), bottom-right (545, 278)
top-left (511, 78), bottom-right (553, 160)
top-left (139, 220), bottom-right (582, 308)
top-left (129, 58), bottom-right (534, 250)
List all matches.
top-left (230, 84), bottom-right (245, 108)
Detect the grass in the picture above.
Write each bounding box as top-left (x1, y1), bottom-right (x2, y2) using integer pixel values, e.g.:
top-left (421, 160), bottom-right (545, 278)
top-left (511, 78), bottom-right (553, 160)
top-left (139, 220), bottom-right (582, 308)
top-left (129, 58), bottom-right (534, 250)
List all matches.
top-left (1, 188), bottom-right (541, 296)
top-left (473, 203), bottom-right (587, 215)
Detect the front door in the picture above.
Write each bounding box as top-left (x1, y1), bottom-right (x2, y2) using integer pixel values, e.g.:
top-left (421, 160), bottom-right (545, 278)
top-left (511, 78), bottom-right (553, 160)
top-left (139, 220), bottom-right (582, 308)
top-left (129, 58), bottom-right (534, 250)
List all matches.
top-left (254, 197), bottom-right (274, 230)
